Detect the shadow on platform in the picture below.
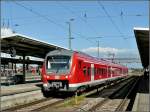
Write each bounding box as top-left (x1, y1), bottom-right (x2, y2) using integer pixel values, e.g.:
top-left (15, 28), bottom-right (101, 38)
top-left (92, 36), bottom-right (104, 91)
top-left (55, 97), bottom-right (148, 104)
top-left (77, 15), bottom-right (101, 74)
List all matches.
top-left (137, 75), bottom-right (149, 94)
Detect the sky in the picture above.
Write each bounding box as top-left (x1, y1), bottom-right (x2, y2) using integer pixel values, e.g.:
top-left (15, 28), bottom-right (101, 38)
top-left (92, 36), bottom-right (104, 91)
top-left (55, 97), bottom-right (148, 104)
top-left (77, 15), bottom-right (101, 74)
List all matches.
top-left (1, 1), bottom-right (149, 68)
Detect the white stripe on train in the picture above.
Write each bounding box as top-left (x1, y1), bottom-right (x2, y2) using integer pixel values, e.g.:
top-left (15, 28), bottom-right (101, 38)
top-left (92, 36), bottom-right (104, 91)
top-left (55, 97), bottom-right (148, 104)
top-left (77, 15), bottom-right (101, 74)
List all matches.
top-left (69, 75), bottom-right (126, 87)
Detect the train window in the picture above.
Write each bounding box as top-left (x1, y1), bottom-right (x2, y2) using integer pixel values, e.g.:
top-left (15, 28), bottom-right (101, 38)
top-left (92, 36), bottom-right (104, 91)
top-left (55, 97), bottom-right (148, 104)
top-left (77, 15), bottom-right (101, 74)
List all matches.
top-left (102, 68), bottom-right (105, 75)
top-left (87, 67), bottom-right (90, 76)
top-left (103, 69), bottom-right (104, 75)
top-left (101, 68), bottom-right (103, 75)
top-left (100, 69), bottom-right (101, 75)
top-left (112, 71), bottom-right (114, 74)
top-left (83, 66), bottom-right (87, 75)
top-left (46, 55), bottom-right (70, 74)
top-left (97, 68), bottom-right (99, 74)
top-left (103, 69), bottom-right (105, 74)
top-left (78, 61), bottom-right (82, 69)
top-left (108, 69), bottom-right (110, 74)
top-left (99, 68), bottom-right (101, 75)
top-left (98, 68), bottom-right (100, 75)
top-left (94, 68), bottom-right (97, 75)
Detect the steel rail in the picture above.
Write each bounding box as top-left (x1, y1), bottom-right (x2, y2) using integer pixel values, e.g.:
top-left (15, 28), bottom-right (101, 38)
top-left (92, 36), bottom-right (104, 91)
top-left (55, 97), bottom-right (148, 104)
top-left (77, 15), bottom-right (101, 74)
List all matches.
top-left (3, 76), bottom-right (132, 112)
top-left (73, 76), bottom-right (133, 112)
top-left (88, 77), bottom-right (136, 111)
top-left (115, 77), bottom-right (139, 111)
top-left (3, 97), bottom-right (52, 111)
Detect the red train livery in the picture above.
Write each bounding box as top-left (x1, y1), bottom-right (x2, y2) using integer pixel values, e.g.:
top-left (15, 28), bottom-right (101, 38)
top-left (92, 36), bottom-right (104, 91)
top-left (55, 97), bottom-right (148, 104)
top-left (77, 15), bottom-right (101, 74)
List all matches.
top-left (41, 49), bottom-right (128, 95)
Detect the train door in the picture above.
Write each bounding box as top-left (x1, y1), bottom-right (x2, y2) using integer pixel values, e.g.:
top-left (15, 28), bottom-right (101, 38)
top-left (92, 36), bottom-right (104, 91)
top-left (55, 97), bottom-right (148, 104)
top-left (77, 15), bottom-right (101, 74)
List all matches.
top-left (91, 64), bottom-right (94, 81)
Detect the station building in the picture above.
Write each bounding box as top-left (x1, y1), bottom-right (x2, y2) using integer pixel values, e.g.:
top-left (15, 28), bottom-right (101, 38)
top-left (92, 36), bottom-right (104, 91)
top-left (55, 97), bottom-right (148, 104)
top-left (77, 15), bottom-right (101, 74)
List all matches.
top-left (1, 27), bottom-right (68, 84)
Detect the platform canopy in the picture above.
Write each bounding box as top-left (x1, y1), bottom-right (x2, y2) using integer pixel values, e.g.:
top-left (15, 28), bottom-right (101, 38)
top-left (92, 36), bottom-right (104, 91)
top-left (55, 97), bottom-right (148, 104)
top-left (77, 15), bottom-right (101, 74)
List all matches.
top-left (134, 27), bottom-right (149, 68)
top-left (1, 32), bottom-right (69, 83)
top-left (1, 33), bottom-right (68, 58)
top-left (1, 57), bottom-right (43, 65)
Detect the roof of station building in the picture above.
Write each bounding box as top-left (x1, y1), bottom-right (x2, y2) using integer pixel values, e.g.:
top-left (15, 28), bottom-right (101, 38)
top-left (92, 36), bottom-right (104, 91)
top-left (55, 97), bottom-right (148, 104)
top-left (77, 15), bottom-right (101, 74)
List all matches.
top-left (1, 33), bottom-right (68, 58)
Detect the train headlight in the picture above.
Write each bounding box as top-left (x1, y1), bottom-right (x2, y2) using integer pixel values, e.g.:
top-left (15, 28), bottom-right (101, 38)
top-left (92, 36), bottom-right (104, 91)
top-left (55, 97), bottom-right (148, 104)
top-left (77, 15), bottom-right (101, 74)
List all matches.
top-left (65, 76), bottom-right (68, 78)
top-left (47, 76), bottom-right (49, 78)
top-left (43, 83), bottom-right (48, 87)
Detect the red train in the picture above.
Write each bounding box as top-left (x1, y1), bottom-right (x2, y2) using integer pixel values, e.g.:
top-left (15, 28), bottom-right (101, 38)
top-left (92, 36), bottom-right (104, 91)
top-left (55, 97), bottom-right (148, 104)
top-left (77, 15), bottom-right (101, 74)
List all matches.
top-left (41, 49), bottom-right (128, 96)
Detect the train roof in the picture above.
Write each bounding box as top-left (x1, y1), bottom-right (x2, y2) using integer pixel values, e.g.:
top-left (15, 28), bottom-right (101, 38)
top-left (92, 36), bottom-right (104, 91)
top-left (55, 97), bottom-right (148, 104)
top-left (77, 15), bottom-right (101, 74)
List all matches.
top-left (46, 49), bottom-right (127, 68)
top-left (46, 49), bottom-right (74, 57)
top-left (75, 51), bottom-right (127, 68)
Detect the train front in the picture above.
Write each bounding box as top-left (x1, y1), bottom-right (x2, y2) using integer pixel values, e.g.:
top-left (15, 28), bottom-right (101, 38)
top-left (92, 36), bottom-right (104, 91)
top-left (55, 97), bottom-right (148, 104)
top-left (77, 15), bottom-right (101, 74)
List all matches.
top-left (41, 49), bottom-right (74, 93)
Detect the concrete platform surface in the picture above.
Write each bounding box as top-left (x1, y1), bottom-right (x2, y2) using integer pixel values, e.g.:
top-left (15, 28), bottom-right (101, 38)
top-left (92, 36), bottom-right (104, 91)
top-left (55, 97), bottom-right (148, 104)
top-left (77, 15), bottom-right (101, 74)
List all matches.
top-left (1, 75), bottom-right (41, 84)
top-left (1, 82), bottom-right (42, 96)
top-left (132, 75), bottom-right (149, 111)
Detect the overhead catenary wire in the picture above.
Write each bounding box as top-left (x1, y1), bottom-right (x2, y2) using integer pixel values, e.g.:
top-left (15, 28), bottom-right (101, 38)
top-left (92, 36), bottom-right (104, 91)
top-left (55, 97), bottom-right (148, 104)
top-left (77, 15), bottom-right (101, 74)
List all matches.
top-left (86, 14), bottom-right (148, 19)
top-left (85, 36), bottom-right (134, 39)
top-left (14, 1), bottom-right (67, 30)
top-left (11, 2), bottom-right (135, 44)
top-left (57, 2), bottom-right (100, 36)
top-left (96, 1), bottom-right (134, 48)
top-left (97, 1), bottom-right (125, 38)
top-left (2, 13), bottom-right (147, 21)
top-left (13, 1), bottom-right (96, 45)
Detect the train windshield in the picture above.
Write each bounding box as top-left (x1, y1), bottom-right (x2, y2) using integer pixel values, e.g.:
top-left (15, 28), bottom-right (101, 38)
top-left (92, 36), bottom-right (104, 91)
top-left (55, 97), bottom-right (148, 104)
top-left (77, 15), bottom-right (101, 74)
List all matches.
top-left (46, 55), bottom-right (71, 74)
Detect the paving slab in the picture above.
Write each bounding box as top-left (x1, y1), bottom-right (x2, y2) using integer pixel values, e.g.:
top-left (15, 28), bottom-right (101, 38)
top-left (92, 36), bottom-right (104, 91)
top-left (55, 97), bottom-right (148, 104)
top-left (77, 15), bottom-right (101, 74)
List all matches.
top-left (1, 82), bottom-right (42, 96)
top-left (132, 75), bottom-right (149, 112)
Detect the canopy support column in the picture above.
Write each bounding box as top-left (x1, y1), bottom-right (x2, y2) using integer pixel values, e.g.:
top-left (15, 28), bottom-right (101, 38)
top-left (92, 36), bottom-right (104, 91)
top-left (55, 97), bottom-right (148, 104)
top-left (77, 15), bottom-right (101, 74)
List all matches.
top-left (23, 55), bottom-right (26, 83)
top-left (15, 63), bottom-right (17, 73)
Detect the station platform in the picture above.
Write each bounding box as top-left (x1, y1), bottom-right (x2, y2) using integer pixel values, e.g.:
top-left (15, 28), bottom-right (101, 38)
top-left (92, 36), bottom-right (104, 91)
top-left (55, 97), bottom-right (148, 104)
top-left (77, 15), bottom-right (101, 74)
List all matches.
top-left (1, 82), bottom-right (42, 96)
top-left (1, 75), bottom-right (41, 85)
top-left (132, 75), bottom-right (149, 111)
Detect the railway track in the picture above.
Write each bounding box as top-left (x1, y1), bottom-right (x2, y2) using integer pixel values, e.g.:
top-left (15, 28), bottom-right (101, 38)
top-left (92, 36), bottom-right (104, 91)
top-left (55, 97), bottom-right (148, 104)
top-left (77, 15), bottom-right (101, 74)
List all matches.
top-left (115, 77), bottom-right (139, 111)
top-left (3, 76), bottom-right (133, 112)
top-left (3, 92), bottom-right (72, 112)
top-left (86, 76), bottom-right (139, 112)
top-left (15, 98), bottom-right (64, 111)
top-left (38, 76), bottom-right (133, 112)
